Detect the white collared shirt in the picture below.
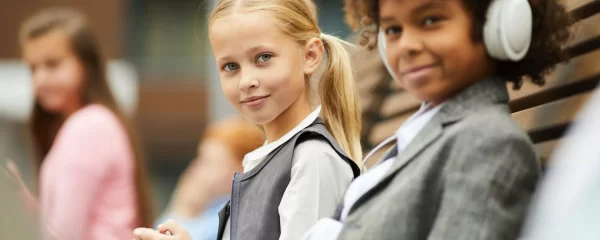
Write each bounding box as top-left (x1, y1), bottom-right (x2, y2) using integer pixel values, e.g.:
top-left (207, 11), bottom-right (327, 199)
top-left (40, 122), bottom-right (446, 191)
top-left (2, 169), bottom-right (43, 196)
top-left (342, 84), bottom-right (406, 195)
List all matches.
top-left (303, 103), bottom-right (444, 240)
top-left (242, 105), bottom-right (323, 172)
top-left (222, 105), bottom-right (355, 240)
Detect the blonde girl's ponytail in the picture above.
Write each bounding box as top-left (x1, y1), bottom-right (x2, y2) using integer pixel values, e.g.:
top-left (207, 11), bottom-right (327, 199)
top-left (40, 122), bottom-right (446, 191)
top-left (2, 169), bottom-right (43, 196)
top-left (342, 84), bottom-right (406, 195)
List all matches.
top-left (318, 33), bottom-right (363, 165)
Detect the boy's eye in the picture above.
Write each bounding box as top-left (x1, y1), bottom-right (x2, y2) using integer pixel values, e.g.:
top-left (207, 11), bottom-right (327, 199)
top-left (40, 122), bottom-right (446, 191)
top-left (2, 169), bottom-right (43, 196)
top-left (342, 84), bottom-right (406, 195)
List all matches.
top-left (384, 26), bottom-right (402, 36)
top-left (223, 63), bottom-right (239, 72)
top-left (422, 16), bottom-right (442, 26)
top-left (257, 53), bottom-right (272, 63)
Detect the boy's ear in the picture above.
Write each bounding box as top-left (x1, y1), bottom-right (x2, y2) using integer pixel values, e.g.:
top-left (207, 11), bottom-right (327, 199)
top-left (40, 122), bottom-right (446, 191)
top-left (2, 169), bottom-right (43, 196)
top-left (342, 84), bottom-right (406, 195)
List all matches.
top-left (528, 0), bottom-right (540, 6)
top-left (303, 37), bottom-right (324, 75)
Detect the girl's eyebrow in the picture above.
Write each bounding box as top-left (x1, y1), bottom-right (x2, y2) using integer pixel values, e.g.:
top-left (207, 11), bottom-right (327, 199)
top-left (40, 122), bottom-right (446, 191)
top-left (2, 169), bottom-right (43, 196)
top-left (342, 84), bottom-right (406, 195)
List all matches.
top-left (217, 44), bottom-right (272, 62)
top-left (216, 55), bottom-right (234, 62)
top-left (246, 45), bottom-right (266, 55)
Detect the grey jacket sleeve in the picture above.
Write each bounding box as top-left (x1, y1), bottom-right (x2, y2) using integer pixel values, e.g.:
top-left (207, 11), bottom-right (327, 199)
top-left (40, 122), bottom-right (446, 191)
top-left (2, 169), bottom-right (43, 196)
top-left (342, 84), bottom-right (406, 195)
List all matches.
top-left (427, 131), bottom-right (541, 240)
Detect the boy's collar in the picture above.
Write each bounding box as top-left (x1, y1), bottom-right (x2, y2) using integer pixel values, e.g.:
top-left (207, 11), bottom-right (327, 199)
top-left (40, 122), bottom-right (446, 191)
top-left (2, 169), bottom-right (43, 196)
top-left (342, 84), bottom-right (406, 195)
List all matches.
top-left (435, 76), bottom-right (509, 124)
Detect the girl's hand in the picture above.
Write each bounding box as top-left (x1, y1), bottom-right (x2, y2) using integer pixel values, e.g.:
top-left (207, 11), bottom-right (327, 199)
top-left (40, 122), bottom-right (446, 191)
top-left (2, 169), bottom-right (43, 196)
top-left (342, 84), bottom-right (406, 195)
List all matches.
top-left (132, 219), bottom-right (192, 240)
top-left (4, 159), bottom-right (37, 202)
top-left (4, 159), bottom-right (25, 189)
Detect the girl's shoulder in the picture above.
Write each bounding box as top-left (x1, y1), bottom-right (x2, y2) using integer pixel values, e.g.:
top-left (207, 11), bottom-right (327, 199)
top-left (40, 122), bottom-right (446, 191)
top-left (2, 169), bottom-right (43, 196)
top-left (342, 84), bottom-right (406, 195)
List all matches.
top-left (291, 138), bottom-right (355, 182)
top-left (57, 104), bottom-right (129, 147)
top-left (63, 104), bottom-right (122, 133)
top-left (293, 139), bottom-right (350, 168)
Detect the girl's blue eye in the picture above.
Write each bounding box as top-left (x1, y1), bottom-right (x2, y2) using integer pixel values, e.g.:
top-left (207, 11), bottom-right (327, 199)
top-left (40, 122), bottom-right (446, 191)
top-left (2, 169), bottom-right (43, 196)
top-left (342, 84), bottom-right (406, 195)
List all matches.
top-left (223, 63), bottom-right (239, 71)
top-left (257, 54), bottom-right (272, 63)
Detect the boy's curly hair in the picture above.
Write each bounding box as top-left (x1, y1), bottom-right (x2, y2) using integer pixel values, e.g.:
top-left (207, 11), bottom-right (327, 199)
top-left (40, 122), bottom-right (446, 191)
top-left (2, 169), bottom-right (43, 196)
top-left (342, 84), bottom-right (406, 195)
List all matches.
top-left (344, 0), bottom-right (572, 89)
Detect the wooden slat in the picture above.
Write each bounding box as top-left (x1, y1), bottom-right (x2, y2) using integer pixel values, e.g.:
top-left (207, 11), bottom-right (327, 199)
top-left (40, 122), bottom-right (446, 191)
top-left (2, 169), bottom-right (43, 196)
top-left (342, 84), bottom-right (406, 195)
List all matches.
top-left (570, 0), bottom-right (600, 21)
top-left (513, 0), bottom-right (600, 163)
top-left (509, 49), bottom-right (600, 99)
top-left (379, 91), bottom-right (420, 118)
top-left (357, 69), bottom-right (385, 93)
top-left (513, 92), bottom-right (592, 144)
top-left (509, 72), bottom-right (600, 112)
top-left (567, 34), bottom-right (600, 58)
top-left (528, 123), bottom-right (570, 144)
top-left (513, 91), bottom-right (591, 130)
top-left (361, 74), bottom-right (394, 148)
top-left (369, 112), bottom-right (412, 144)
top-left (359, 93), bottom-right (374, 111)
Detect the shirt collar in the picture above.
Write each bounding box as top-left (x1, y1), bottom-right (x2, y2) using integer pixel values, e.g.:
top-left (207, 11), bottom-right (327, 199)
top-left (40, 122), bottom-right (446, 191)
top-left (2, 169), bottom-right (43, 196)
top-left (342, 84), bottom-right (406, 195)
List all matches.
top-left (394, 102), bottom-right (443, 136)
top-left (394, 102), bottom-right (445, 153)
top-left (362, 102), bottom-right (444, 167)
top-left (243, 106), bottom-right (322, 168)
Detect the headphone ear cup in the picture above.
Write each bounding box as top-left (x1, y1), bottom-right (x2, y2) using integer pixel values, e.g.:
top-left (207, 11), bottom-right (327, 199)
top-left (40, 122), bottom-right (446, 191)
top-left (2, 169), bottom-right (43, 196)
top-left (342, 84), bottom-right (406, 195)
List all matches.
top-left (484, 0), bottom-right (533, 61)
top-left (484, 0), bottom-right (504, 59)
top-left (378, 30), bottom-right (395, 78)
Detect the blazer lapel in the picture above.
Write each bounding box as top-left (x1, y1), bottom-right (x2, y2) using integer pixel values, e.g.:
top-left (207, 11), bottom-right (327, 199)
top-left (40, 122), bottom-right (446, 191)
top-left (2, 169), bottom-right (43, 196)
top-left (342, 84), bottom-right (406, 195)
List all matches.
top-left (381, 118), bottom-right (443, 181)
top-left (347, 119), bottom-right (443, 216)
top-left (376, 77), bottom-right (509, 182)
top-left (346, 77), bottom-right (510, 216)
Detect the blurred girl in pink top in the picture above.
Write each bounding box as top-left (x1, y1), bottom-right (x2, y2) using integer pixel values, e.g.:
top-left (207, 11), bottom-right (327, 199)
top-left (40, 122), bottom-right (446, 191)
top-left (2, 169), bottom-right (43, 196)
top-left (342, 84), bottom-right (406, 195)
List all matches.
top-left (5, 7), bottom-right (155, 240)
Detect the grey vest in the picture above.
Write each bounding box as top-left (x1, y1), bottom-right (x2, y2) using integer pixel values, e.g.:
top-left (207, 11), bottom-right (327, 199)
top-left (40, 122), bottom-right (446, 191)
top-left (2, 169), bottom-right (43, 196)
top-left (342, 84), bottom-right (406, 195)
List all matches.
top-left (216, 118), bottom-right (360, 240)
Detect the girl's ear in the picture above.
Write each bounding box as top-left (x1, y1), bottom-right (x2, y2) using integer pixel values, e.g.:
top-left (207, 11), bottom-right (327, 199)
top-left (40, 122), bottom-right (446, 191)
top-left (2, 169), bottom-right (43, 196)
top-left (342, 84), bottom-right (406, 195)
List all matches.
top-left (303, 37), bottom-right (325, 75)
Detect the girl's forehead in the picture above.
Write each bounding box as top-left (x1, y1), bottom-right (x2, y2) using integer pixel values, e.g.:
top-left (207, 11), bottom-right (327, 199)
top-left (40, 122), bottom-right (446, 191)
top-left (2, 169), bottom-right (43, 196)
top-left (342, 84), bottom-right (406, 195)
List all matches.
top-left (209, 12), bottom-right (294, 57)
top-left (23, 31), bottom-right (72, 61)
top-left (209, 11), bottom-right (281, 40)
top-left (210, 10), bottom-right (275, 28)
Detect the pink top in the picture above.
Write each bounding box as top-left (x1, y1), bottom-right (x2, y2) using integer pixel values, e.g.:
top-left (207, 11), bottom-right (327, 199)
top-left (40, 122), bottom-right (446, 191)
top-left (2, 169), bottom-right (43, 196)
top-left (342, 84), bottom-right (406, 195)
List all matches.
top-left (39, 104), bottom-right (139, 240)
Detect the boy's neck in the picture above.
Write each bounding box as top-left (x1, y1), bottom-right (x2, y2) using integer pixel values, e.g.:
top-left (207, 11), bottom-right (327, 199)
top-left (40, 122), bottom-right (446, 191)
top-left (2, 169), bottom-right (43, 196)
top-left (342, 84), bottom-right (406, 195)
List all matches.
top-left (430, 67), bottom-right (497, 107)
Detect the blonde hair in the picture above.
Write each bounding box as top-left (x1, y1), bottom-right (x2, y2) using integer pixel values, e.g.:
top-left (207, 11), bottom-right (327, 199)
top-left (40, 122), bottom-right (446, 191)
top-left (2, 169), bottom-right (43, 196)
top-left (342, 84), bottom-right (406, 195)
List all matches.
top-left (209, 0), bottom-right (363, 164)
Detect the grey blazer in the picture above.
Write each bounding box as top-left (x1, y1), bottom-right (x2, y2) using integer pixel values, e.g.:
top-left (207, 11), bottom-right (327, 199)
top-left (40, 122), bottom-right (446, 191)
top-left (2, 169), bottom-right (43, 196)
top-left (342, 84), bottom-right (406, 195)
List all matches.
top-left (337, 77), bottom-right (541, 240)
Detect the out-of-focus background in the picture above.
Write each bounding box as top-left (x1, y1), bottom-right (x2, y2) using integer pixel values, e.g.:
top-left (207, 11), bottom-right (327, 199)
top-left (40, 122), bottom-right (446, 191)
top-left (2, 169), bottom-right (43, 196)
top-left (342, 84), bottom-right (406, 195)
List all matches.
top-left (0, 0), bottom-right (599, 228)
top-left (0, 0), bottom-right (352, 212)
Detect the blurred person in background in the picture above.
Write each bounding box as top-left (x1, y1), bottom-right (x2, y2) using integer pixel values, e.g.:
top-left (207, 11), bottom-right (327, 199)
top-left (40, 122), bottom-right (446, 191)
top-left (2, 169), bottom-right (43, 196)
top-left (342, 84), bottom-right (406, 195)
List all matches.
top-left (4, 7), bottom-right (154, 240)
top-left (155, 116), bottom-right (264, 240)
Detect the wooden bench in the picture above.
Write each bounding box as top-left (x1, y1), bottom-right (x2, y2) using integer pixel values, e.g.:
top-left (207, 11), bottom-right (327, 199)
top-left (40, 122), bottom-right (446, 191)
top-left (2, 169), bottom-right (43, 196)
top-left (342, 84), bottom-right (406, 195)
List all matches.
top-left (350, 0), bottom-right (600, 167)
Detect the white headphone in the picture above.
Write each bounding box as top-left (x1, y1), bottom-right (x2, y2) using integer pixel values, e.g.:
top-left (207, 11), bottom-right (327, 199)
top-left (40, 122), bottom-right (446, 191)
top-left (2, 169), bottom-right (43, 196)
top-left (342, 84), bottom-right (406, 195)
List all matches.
top-left (378, 0), bottom-right (533, 76)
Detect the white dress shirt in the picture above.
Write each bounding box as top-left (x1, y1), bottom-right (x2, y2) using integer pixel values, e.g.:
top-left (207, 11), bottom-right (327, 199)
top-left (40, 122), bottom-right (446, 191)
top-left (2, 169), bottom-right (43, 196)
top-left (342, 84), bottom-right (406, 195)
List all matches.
top-left (303, 103), bottom-right (444, 239)
top-left (222, 106), bottom-right (354, 240)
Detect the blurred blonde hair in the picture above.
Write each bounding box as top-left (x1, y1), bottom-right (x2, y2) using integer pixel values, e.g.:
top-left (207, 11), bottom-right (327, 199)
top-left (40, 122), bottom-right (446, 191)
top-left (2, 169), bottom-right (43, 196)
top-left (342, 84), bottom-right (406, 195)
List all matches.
top-left (208, 0), bottom-right (363, 164)
top-left (202, 117), bottom-right (265, 162)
